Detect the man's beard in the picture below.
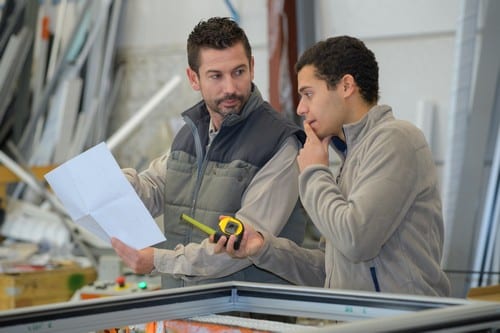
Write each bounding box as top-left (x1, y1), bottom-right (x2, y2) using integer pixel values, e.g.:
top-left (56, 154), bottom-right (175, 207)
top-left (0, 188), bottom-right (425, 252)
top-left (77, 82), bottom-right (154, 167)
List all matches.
top-left (211, 93), bottom-right (246, 118)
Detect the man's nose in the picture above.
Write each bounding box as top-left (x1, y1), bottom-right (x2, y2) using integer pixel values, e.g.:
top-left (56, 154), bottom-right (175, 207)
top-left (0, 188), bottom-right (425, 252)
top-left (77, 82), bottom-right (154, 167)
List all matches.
top-left (222, 77), bottom-right (237, 94)
top-left (297, 98), bottom-right (307, 116)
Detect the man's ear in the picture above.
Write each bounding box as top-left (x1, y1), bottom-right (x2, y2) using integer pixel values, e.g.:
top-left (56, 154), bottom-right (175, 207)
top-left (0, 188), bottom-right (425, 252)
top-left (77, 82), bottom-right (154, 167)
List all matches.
top-left (186, 67), bottom-right (200, 91)
top-left (340, 74), bottom-right (356, 97)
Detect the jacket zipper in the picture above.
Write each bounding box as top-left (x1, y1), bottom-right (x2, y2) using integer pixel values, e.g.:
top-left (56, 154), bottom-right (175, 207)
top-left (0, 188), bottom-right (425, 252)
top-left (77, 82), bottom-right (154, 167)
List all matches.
top-left (370, 266), bottom-right (381, 292)
top-left (335, 129), bottom-right (348, 185)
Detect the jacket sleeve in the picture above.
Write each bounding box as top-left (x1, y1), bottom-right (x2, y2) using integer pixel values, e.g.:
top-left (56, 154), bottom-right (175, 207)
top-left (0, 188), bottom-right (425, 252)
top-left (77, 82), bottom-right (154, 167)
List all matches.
top-left (299, 127), bottom-right (419, 263)
top-left (122, 153), bottom-right (168, 218)
top-left (249, 230), bottom-right (326, 287)
top-left (153, 137), bottom-right (303, 280)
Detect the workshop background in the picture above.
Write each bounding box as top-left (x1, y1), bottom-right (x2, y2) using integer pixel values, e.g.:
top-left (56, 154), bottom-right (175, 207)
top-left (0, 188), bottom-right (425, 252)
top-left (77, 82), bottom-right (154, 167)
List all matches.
top-left (0, 0), bottom-right (499, 312)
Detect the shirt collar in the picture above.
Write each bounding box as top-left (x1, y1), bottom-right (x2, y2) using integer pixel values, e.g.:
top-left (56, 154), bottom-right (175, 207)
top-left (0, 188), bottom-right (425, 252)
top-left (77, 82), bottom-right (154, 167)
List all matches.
top-left (208, 118), bottom-right (218, 144)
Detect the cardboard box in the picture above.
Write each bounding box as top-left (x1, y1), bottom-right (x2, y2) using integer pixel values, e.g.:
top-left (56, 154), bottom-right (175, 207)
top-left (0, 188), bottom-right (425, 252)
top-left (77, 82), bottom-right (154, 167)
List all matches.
top-left (467, 284), bottom-right (500, 302)
top-left (0, 265), bottom-right (97, 309)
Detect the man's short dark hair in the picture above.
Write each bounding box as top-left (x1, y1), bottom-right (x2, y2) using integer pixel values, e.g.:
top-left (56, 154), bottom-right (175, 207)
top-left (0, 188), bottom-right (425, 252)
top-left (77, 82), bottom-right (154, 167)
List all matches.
top-left (295, 36), bottom-right (379, 104)
top-left (187, 17), bottom-right (252, 74)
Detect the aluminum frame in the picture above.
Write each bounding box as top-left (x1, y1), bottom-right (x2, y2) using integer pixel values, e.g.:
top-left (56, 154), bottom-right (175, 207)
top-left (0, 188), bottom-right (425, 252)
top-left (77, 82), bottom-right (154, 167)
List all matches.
top-left (0, 281), bottom-right (496, 333)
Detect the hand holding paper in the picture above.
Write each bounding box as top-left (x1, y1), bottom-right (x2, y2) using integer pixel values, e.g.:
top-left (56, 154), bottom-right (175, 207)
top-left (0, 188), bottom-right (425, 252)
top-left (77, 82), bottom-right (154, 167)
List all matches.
top-left (45, 142), bottom-right (166, 250)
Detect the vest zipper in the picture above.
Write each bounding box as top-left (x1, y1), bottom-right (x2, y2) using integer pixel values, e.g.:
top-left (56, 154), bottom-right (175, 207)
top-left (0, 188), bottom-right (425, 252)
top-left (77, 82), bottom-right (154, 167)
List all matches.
top-left (183, 117), bottom-right (208, 240)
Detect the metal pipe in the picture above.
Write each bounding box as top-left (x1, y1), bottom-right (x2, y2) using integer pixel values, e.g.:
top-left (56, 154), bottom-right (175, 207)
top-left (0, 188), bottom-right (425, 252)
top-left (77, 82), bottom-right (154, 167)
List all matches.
top-left (106, 75), bottom-right (181, 151)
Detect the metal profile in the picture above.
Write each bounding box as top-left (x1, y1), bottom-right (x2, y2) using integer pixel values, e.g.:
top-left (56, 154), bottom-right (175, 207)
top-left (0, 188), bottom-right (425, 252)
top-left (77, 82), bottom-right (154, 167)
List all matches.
top-left (0, 281), bottom-right (489, 333)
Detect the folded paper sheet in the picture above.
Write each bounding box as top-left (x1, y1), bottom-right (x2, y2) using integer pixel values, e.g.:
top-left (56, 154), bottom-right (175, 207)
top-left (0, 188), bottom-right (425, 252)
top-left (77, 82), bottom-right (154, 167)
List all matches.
top-left (45, 142), bottom-right (166, 249)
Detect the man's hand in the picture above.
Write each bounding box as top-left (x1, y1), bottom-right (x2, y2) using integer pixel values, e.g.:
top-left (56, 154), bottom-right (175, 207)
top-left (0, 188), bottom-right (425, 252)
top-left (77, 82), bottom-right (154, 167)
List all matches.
top-left (111, 238), bottom-right (155, 274)
top-left (212, 222), bottom-right (264, 258)
top-left (297, 121), bottom-right (331, 172)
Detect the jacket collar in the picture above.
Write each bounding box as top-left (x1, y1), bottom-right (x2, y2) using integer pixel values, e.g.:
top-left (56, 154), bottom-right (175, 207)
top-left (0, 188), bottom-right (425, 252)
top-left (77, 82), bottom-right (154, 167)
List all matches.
top-left (331, 104), bottom-right (394, 157)
top-left (221, 84), bottom-right (264, 127)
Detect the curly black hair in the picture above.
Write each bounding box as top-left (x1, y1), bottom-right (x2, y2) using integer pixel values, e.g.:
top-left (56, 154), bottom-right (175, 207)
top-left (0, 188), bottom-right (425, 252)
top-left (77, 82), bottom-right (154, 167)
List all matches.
top-left (295, 36), bottom-right (379, 104)
top-left (187, 17), bottom-right (252, 74)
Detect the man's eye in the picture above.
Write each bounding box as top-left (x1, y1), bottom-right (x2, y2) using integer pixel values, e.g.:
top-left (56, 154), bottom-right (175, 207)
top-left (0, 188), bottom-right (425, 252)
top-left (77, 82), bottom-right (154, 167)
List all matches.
top-left (234, 69), bottom-right (244, 76)
top-left (210, 74), bottom-right (221, 80)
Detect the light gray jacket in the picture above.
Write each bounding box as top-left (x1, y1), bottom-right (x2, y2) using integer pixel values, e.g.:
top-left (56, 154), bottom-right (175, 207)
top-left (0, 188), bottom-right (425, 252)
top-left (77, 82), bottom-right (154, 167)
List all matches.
top-left (251, 105), bottom-right (451, 296)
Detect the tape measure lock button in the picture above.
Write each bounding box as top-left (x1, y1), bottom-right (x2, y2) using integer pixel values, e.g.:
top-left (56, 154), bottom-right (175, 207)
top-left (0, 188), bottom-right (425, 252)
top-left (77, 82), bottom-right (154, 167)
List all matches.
top-left (218, 217), bottom-right (244, 236)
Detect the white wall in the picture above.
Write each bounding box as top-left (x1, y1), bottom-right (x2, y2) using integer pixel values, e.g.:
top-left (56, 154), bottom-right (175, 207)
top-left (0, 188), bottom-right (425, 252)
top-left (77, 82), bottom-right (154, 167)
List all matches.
top-left (315, 0), bottom-right (459, 178)
top-left (315, 0), bottom-right (458, 38)
top-left (116, 0), bottom-right (269, 100)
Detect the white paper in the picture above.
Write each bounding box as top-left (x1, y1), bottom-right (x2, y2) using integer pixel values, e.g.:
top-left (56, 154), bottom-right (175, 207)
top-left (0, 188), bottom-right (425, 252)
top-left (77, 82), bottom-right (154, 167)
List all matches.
top-left (44, 142), bottom-right (166, 249)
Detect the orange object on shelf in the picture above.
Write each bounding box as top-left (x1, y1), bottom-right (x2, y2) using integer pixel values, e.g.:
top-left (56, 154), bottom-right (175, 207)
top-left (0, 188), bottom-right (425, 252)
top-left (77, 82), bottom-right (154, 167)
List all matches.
top-left (163, 319), bottom-right (272, 333)
top-left (0, 164), bottom-right (57, 209)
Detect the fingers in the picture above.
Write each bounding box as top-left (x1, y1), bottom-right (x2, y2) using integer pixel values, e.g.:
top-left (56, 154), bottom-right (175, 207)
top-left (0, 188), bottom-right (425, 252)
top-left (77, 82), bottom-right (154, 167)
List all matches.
top-left (111, 237), bottom-right (120, 247)
top-left (226, 233), bottom-right (250, 258)
top-left (111, 237), bottom-right (134, 267)
top-left (213, 235), bottom-right (228, 253)
top-left (111, 238), bottom-right (155, 274)
top-left (303, 122), bottom-right (320, 143)
top-left (225, 234), bottom-right (240, 256)
top-left (111, 237), bottom-right (128, 256)
top-left (304, 121), bottom-right (332, 152)
top-left (212, 233), bottom-right (247, 258)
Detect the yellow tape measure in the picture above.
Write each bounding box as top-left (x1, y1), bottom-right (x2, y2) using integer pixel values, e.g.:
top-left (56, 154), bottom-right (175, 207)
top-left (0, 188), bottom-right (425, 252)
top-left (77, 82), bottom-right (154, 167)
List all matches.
top-left (180, 214), bottom-right (244, 250)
